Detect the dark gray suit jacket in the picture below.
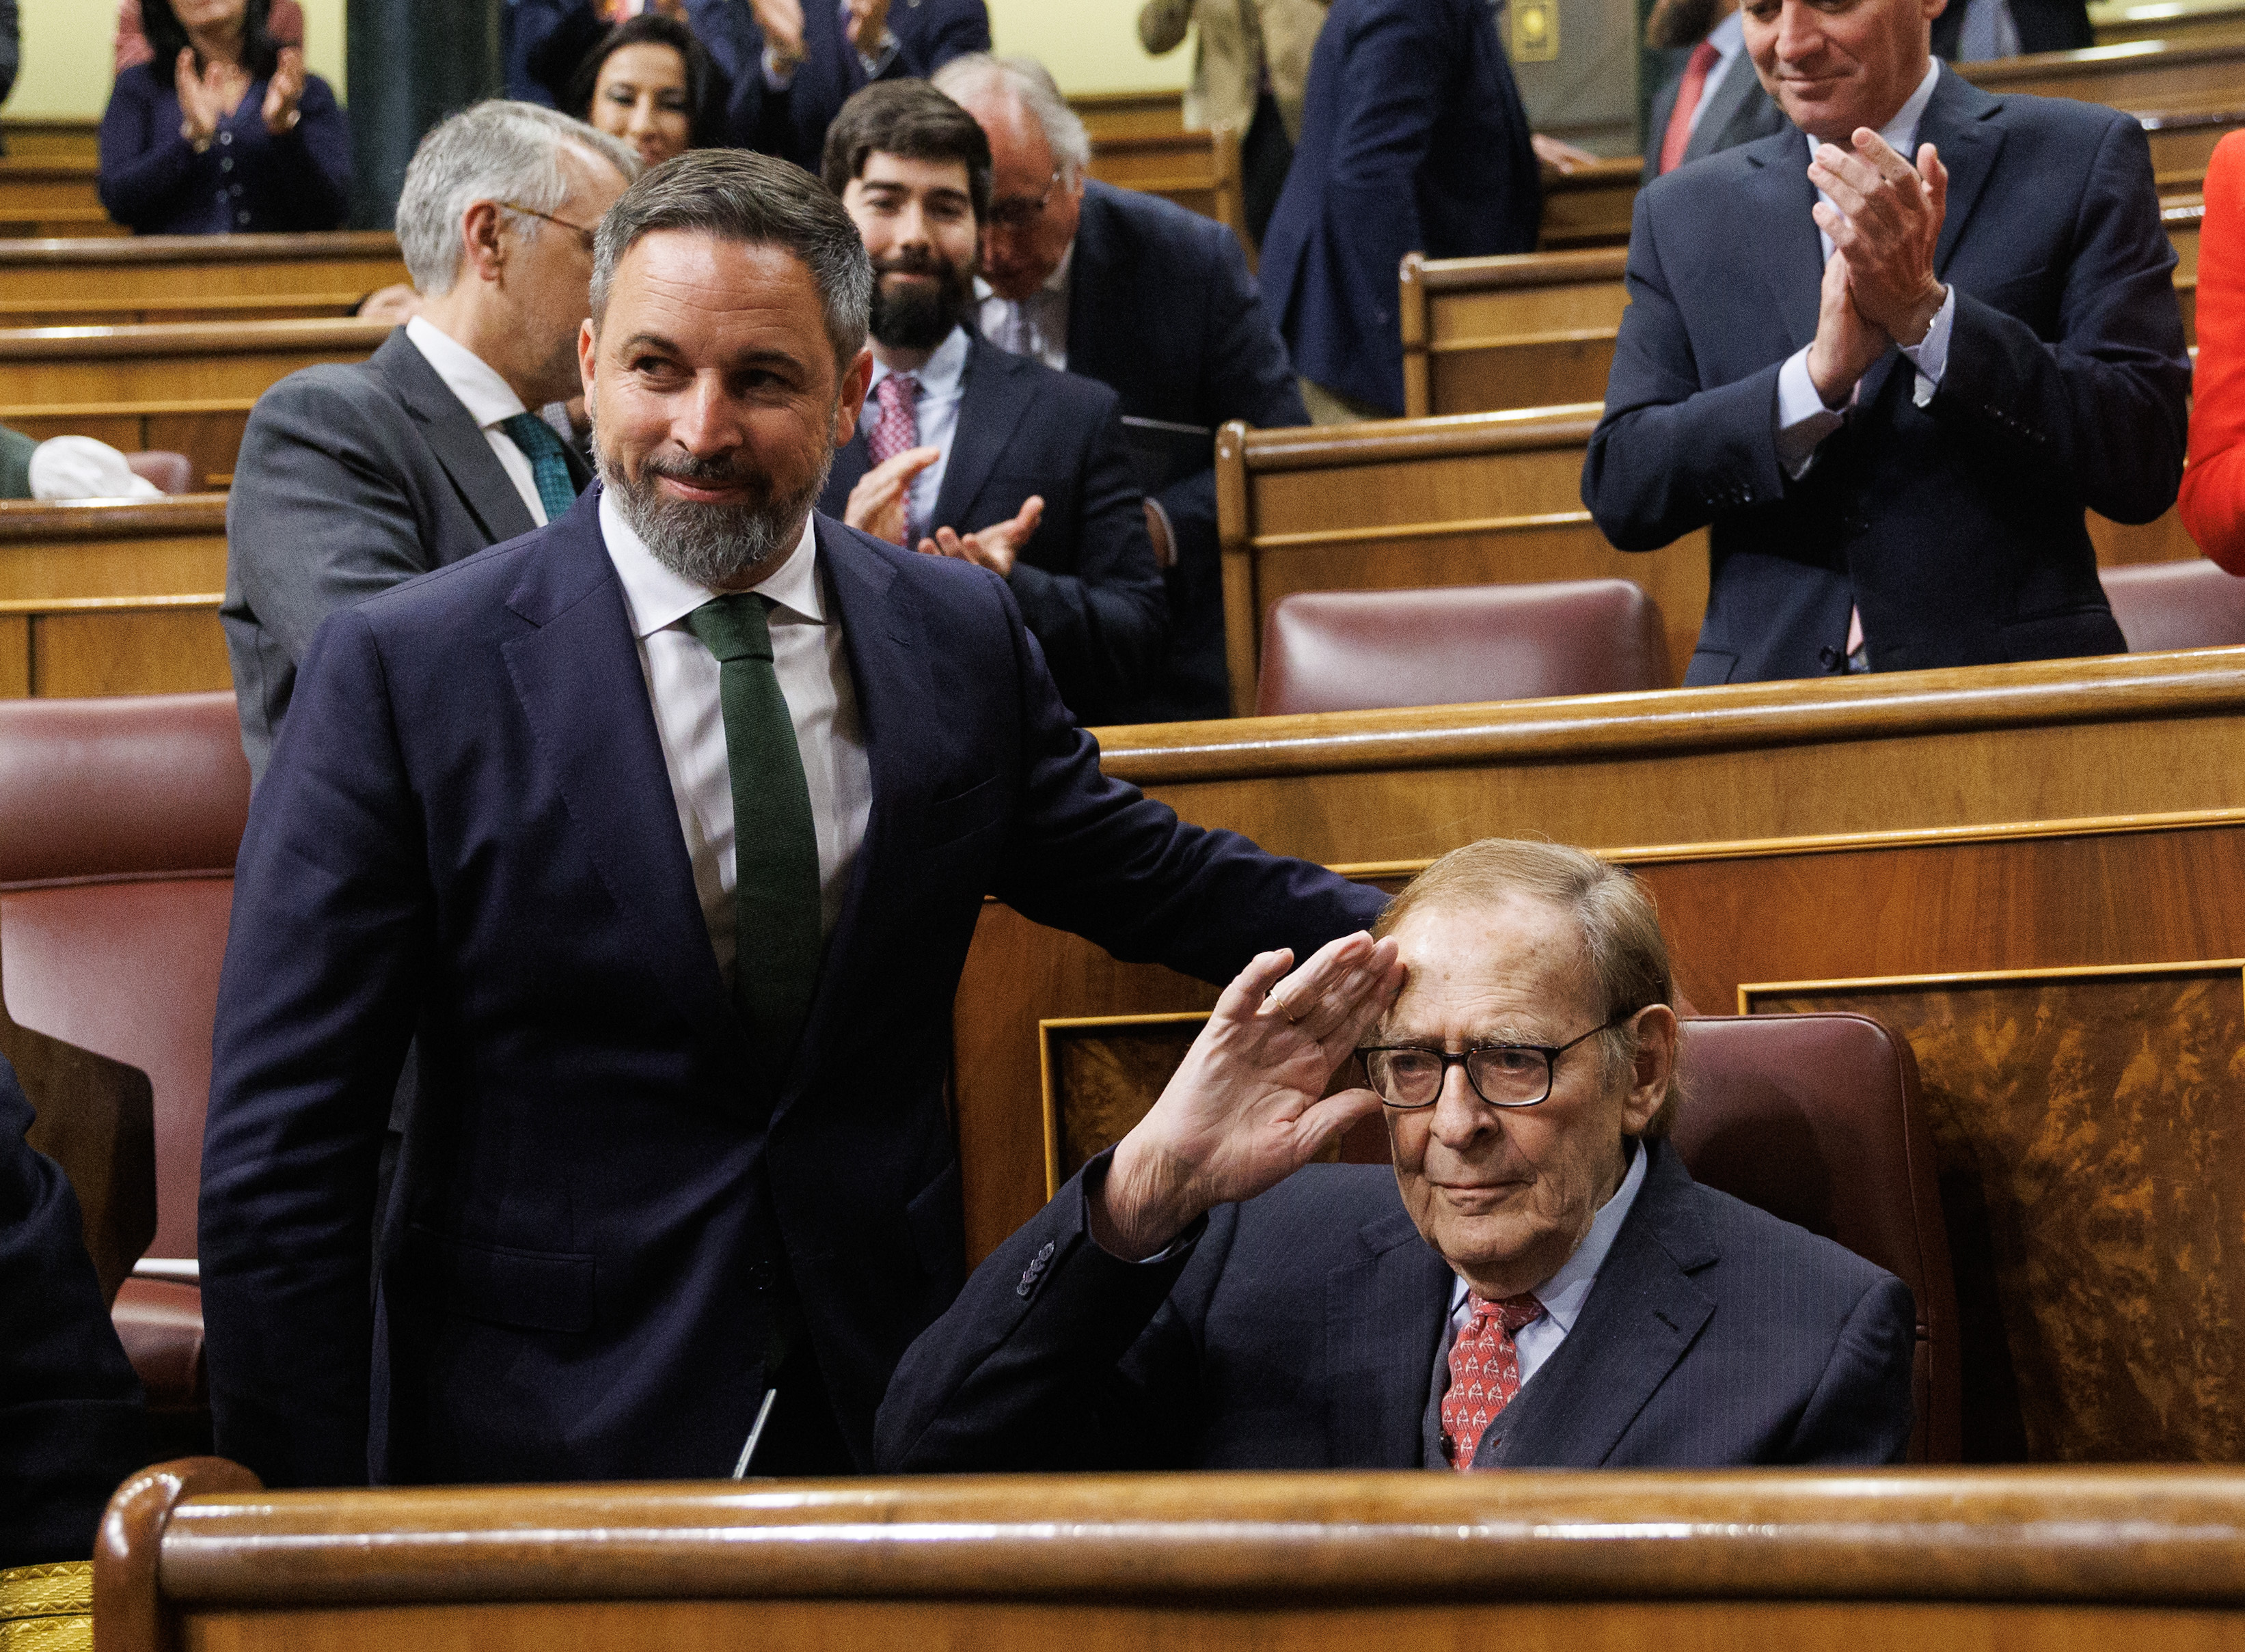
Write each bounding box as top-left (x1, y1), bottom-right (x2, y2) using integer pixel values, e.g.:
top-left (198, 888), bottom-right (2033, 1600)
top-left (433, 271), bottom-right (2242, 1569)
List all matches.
top-left (222, 327), bottom-right (590, 779)
top-left (1642, 45), bottom-right (1788, 184)
top-left (877, 1137), bottom-right (1915, 1472)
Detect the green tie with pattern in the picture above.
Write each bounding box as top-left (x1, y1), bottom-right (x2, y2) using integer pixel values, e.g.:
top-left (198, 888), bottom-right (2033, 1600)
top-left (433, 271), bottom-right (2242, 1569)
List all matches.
top-left (496, 411), bottom-right (580, 523)
top-left (684, 594), bottom-right (823, 1064)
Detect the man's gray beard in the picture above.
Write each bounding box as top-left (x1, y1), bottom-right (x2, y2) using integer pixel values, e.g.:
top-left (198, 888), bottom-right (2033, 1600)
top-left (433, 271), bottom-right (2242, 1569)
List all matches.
top-left (592, 411), bottom-right (837, 589)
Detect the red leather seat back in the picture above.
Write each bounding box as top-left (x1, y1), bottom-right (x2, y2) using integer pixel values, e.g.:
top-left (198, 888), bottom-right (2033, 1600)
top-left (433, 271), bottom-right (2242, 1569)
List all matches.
top-left (2101, 559), bottom-right (2245, 652)
top-left (1670, 1013), bottom-right (1961, 1463)
top-left (1255, 579), bottom-right (1672, 717)
top-left (124, 451), bottom-right (196, 496)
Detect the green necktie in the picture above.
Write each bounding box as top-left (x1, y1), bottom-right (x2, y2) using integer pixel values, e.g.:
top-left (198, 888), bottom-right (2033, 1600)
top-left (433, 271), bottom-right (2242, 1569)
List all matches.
top-left (684, 594), bottom-right (824, 1064)
top-left (497, 411), bottom-right (580, 524)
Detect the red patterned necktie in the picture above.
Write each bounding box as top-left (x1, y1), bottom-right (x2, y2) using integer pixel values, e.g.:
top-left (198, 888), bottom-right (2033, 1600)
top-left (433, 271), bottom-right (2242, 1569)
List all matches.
top-left (1657, 39), bottom-right (1722, 176)
top-left (866, 373), bottom-right (922, 544)
top-left (1441, 1291), bottom-right (1544, 1471)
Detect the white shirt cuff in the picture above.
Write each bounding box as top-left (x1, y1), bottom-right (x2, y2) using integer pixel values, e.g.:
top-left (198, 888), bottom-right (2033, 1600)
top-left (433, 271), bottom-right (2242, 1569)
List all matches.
top-left (1775, 345), bottom-right (1847, 478)
top-left (1898, 284), bottom-right (1956, 408)
top-left (761, 46), bottom-right (797, 90)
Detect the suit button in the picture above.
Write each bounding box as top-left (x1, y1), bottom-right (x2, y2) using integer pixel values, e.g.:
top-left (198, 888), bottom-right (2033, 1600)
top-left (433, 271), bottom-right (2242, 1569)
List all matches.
top-left (1818, 646), bottom-right (1840, 669)
top-left (1035, 1241), bottom-right (1055, 1264)
top-left (749, 1261), bottom-right (776, 1293)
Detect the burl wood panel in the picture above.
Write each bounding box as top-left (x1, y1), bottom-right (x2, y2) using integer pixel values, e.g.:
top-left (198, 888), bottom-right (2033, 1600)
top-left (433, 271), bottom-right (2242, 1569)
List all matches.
top-left (169, 1599), bottom-right (2245, 1652)
top-left (1745, 965), bottom-right (2245, 1464)
top-left (1044, 1016), bottom-right (1204, 1188)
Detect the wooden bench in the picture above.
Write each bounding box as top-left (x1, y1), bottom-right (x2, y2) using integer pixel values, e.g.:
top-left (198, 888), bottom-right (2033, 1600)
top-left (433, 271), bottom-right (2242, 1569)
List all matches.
top-left (0, 316), bottom-right (390, 492)
top-left (1086, 124), bottom-right (1251, 254)
top-left (0, 155), bottom-right (115, 238)
top-left (1536, 156), bottom-right (1642, 251)
top-left (2095, 0), bottom-right (2245, 46)
top-left (1961, 36), bottom-right (2245, 110)
top-left (1, 118), bottom-right (100, 165)
top-left (960, 646), bottom-right (2245, 1459)
top-left (0, 496), bottom-right (229, 698)
top-left (94, 1460), bottom-right (2245, 1649)
top-left (0, 232), bottom-right (406, 327)
top-left (1070, 89), bottom-right (1187, 143)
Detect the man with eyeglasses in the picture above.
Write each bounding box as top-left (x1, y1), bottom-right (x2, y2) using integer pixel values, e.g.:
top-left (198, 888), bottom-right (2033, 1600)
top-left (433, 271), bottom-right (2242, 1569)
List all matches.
top-left (225, 101), bottom-right (637, 781)
top-left (934, 53), bottom-right (1309, 721)
top-left (879, 836), bottom-right (1914, 1473)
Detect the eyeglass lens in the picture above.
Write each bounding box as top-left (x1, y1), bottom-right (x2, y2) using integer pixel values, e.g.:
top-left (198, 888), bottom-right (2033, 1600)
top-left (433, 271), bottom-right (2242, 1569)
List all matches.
top-left (1364, 1046), bottom-right (1552, 1108)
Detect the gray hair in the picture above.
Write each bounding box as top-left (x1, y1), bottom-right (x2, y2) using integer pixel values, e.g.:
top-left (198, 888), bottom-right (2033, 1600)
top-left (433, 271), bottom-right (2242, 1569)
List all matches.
top-left (930, 53), bottom-right (1092, 178)
top-left (395, 101), bottom-right (639, 297)
top-left (589, 149), bottom-right (872, 378)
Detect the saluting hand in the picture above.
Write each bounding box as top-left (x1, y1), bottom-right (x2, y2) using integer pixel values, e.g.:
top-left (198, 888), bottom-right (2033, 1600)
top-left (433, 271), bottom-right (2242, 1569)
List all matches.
top-left (1091, 932), bottom-right (1407, 1261)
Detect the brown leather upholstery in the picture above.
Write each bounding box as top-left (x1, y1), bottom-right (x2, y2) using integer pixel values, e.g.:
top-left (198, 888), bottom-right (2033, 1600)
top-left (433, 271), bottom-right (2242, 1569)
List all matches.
top-left (1669, 1013), bottom-right (1961, 1463)
top-left (123, 451), bottom-right (195, 496)
top-left (0, 692), bottom-right (248, 1416)
top-left (2101, 558), bottom-right (2245, 652)
top-left (1254, 579), bottom-right (1672, 717)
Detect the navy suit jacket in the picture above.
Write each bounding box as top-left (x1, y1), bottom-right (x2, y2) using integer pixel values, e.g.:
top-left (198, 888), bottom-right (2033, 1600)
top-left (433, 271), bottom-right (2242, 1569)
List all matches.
top-left (1, 1055), bottom-right (148, 1567)
top-left (200, 490), bottom-right (1384, 1490)
top-left (1258, 0), bottom-right (1540, 415)
top-left (1583, 70), bottom-right (2190, 685)
top-left (1059, 179), bottom-right (1307, 720)
top-left (692, 0), bottom-right (989, 171)
top-left (819, 333), bottom-right (1167, 727)
top-left (877, 1138), bottom-right (1915, 1472)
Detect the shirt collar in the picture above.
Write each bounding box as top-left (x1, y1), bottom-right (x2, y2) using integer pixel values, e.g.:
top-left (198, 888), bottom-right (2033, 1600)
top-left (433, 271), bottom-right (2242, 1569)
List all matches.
top-left (598, 485), bottom-right (824, 641)
top-left (1804, 57), bottom-right (1943, 162)
top-left (1447, 1134), bottom-right (1650, 1330)
top-left (869, 322), bottom-right (972, 400)
top-left (404, 314), bottom-right (529, 430)
top-left (1708, 8), bottom-right (1744, 59)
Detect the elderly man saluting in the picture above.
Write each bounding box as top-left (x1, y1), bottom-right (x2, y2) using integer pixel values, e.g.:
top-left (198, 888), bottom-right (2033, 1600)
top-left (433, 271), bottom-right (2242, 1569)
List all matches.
top-left (880, 838), bottom-right (1914, 1472)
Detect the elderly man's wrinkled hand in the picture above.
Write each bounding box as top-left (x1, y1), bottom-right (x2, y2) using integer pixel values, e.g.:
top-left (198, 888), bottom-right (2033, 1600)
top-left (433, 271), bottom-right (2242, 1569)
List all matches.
top-left (1091, 932), bottom-right (1407, 1261)
top-left (1808, 131), bottom-right (1948, 346)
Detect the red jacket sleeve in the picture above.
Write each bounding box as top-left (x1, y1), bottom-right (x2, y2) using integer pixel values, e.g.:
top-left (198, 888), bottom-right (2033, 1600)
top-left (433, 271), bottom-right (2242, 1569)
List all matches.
top-left (2181, 132), bottom-right (2245, 572)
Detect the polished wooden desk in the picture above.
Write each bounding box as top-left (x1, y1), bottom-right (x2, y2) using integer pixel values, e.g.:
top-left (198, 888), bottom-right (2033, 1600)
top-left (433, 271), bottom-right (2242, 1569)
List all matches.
top-left (1086, 126), bottom-right (1250, 256)
top-left (0, 233), bottom-right (405, 327)
top-left (0, 316), bottom-right (390, 491)
top-left (2095, 0), bottom-right (2245, 45)
top-left (0, 156), bottom-right (114, 239)
top-left (958, 649), bottom-right (2245, 1459)
top-left (0, 497), bottom-right (228, 698)
top-left (1, 118), bottom-right (101, 164)
top-left (93, 1459), bottom-right (2245, 1651)
top-left (1070, 89), bottom-right (1186, 142)
top-left (1534, 156), bottom-right (1642, 250)
top-left (1961, 36), bottom-right (2245, 107)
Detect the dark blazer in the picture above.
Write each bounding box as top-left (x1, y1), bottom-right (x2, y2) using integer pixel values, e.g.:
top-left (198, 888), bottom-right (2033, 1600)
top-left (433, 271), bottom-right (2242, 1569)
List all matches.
top-left (818, 333), bottom-right (1167, 726)
top-left (1642, 46), bottom-right (1788, 185)
top-left (0, 1055), bottom-right (149, 1568)
top-left (200, 489), bottom-right (1387, 1490)
top-left (877, 1138), bottom-right (1916, 1472)
top-left (1258, 0), bottom-right (1540, 416)
top-left (97, 61), bottom-right (351, 235)
top-left (1058, 178), bottom-right (1309, 721)
top-left (1582, 69), bottom-right (2190, 685)
top-left (1933, 0), bottom-right (2093, 58)
top-left (691, 0), bottom-right (990, 171)
top-left (223, 327), bottom-right (592, 780)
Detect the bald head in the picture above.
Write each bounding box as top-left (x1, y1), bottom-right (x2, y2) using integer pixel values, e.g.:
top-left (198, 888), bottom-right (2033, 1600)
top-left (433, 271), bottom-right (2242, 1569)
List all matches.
top-left (931, 53), bottom-right (1087, 300)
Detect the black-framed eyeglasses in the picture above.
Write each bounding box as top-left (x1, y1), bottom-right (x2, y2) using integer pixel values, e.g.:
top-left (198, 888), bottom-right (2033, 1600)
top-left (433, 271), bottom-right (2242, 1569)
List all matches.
top-left (985, 169), bottom-right (1063, 234)
top-left (1357, 1014), bottom-right (1633, 1110)
top-left (498, 201), bottom-right (597, 255)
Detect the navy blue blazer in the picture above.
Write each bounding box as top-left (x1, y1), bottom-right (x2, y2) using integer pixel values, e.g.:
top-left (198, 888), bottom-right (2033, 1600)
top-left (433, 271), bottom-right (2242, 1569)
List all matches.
top-left (98, 61), bottom-right (350, 235)
top-left (1583, 69), bottom-right (2190, 685)
top-left (690, 0), bottom-right (990, 171)
top-left (819, 333), bottom-right (1167, 727)
top-left (1257, 0), bottom-right (1540, 416)
top-left (200, 489), bottom-right (1385, 1489)
top-left (877, 1138), bottom-right (1915, 1472)
top-left (1060, 179), bottom-right (1307, 721)
top-left (0, 1055), bottom-right (148, 1567)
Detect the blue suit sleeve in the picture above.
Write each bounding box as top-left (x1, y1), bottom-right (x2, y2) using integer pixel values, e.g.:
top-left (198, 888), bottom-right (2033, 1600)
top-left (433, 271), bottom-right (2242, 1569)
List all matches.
top-left (201, 607), bottom-right (431, 1489)
top-left (1784, 1273), bottom-right (1917, 1465)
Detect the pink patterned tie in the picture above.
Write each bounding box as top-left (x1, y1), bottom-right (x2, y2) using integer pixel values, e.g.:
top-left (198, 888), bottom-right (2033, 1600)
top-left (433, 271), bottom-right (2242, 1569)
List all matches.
top-left (1441, 1291), bottom-right (1543, 1471)
top-left (865, 373), bottom-right (922, 545)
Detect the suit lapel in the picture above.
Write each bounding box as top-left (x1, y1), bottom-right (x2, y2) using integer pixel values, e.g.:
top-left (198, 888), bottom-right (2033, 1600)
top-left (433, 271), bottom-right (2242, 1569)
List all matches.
top-left (930, 337), bottom-right (1037, 535)
top-left (1685, 56), bottom-right (1763, 165)
top-left (498, 488), bottom-right (761, 1097)
top-left (1486, 1140), bottom-right (1717, 1468)
top-left (1325, 1209), bottom-right (1454, 1468)
top-left (372, 328), bottom-right (539, 548)
top-left (1061, 186), bottom-right (1122, 384)
top-left (1740, 130), bottom-right (1824, 354)
top-left (1917, 68), bottom-right (2006, 277)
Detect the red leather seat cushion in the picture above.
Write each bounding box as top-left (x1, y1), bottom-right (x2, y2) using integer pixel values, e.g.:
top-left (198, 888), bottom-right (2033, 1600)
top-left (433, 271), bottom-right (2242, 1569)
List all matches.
top-left (111, 1276), bottom-right (206, 1412)
top-left (2101, 559), bottom-right (2245, 652)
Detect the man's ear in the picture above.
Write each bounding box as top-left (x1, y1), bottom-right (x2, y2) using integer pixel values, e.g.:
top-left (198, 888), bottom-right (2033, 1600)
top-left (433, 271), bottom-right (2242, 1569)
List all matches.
top-left (832, 345), bottom-right (875, 448)
top-left (577, 317), bottom-right (598, 404)
top-left (1620, 1004), bottom-right (1679, 1136)
top-left (459, 199), bottom-right (508, 286)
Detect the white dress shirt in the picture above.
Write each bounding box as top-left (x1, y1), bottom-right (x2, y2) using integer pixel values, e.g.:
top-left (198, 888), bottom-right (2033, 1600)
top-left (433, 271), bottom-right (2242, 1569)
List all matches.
top-left (858, 323), bottom-right (971, 543)
top-left (597, 489), bottom-right (873, 977)
top-left (975, 242), bottom-right (1074, 373)
top-left (1440, 1134), bottom-right (1650, 1392)
top-left (1685, 10), bottom-right (1746, 144)
top-left (1773, 59), bottom-right (1954, 475)
top-left (404, 314), bottom-right (549, 526)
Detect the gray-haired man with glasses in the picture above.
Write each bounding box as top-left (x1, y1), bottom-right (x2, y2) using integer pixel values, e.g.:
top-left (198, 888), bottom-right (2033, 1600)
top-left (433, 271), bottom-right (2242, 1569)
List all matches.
top-left (879, 836), bottom-right (1915, 1474)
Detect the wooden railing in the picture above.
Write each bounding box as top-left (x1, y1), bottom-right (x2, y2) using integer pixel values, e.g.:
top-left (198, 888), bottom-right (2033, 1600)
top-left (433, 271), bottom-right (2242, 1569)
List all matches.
top-left (0, 231), bottom-right (405, 327)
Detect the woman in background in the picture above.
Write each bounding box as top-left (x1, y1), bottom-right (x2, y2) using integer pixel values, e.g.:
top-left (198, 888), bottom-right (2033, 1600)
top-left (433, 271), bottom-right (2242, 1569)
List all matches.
top-left (98, 0), bottom-right (349, 235)
top-left (2183, 131), bottom-right (2245, 570)
top-left (565, 12), bottom-right (726, 170)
